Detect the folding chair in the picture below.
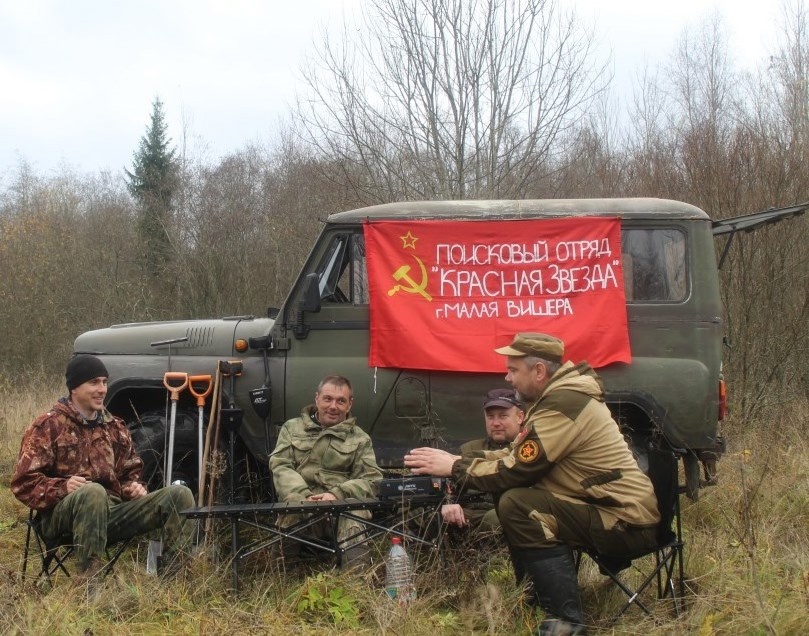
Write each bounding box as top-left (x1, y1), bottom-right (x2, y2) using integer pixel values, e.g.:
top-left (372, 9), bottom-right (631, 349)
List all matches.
top-left (21, 509), bottom-right (133, 586)
top-left (578, 440), bottom-right (686, 620)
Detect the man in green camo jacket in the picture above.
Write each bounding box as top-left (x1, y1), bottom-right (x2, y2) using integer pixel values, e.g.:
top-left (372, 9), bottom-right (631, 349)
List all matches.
top-left (270, 374), bottom-right (383, 568)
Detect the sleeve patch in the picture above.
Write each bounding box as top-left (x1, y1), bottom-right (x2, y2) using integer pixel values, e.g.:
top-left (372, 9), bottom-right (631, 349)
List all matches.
top-left (513, 427), bottom-right (530, 445)
top-left (516, 439), bottom-right (541, 463)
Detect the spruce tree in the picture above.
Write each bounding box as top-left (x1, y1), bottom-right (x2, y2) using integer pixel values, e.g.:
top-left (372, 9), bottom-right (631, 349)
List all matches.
top-left (126, 98), bottom-right (178, 277)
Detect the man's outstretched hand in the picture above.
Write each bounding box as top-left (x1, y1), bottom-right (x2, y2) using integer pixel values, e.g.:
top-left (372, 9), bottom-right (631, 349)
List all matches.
top-left (404, 447), bottom-right (461, 477)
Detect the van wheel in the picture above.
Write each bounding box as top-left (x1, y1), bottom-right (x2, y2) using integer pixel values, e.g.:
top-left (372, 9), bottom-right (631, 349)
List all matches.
top-left (129, 409), bottom-right (200, 495)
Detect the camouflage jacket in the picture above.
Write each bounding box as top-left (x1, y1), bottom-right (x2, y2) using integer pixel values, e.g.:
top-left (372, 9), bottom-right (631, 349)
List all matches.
top-left (457, 437), bottom-right (509, 514)
top-left (270, 406), bottom-right (383, 502)
top-left (11, 398), bottom-right (144, 511)
top-left (452, 362), bottom-right (660, 529)
top-left (460, 437), bottom-right (510, 454)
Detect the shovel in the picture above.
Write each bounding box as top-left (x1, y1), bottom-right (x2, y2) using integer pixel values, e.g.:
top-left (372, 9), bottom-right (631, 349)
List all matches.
top-left (188, 374), bottom-right (213, 493)
top-left (163, 372), bottom-right (189, 488)
top-left (147, 371), bottom-right (189, 575)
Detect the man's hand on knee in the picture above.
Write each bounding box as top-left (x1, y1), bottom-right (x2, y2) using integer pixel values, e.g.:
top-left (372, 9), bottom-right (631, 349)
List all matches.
top-left (66, 475), bottom-right (90, 493)
top-left (307, 492), bottom-right (337, 502)
top-left (122, 481), bottom-right (147, 499)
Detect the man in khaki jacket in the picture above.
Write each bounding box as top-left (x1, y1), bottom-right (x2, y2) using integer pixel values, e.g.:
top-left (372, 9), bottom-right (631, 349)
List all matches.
top-left (406, 333), bottom-right (660, 636)
top-left (270, 375), bottom-right (382, 568)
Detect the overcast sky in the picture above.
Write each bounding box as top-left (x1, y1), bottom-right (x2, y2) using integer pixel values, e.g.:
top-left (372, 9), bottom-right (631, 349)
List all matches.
top-left (0, 0), bottom-right (786, 176)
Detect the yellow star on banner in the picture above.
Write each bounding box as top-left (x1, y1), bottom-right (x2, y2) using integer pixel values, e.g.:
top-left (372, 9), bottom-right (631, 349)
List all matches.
top-left (400, 231), bottom-right (418, 249)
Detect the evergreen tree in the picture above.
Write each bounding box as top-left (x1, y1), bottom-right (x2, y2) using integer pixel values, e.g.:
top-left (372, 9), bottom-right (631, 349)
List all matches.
top-left (126, 98), bottom-right (178, 277)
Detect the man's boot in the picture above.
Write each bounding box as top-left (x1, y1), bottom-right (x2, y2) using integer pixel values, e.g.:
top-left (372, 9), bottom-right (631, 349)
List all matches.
top-left (74, 557), bottom-right (105, 599)
top-left (508, 544), bottom-right (535, 606)
top-left (510, 545), bottom-right (587, 636)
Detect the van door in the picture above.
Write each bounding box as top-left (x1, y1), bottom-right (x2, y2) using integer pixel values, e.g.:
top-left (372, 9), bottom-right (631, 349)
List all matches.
top-left (279, 229), bottom-right (443, 466)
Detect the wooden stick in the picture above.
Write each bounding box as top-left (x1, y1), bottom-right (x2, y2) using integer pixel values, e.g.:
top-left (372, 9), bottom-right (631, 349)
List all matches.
top-left (198, 367), bottom-right (221, 507)
top-left (205, 366), bottom-right (227, 520)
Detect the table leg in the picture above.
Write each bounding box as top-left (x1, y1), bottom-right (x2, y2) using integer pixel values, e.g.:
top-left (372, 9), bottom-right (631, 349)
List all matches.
top-left (231, 516), bottom-right (240, 592)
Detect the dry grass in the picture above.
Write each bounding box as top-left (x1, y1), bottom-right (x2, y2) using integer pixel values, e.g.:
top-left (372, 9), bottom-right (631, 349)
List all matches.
top-left (1, 375), bottom-right (807, 634)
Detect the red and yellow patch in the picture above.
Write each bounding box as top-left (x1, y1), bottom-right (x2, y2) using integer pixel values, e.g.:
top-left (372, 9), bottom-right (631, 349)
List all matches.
top-left (516, 439), bottom-right (541, 463)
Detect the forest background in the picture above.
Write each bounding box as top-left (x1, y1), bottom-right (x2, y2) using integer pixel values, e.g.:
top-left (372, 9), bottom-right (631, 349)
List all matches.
top-left (0, 0), bottom-right (806, 421)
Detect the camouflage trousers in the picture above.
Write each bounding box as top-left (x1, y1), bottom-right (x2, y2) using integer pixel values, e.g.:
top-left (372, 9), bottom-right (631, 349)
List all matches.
top-left (463, 505), bottom-right (501, 533)
top-left (40, 482), bottom-right (195, 569)
top-left (496, 487), bottom-right (658, 556)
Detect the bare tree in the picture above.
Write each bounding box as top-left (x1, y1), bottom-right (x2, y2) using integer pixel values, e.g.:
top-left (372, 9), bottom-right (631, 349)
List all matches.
top-left (724, 0), bottom-right (809, 413)
top-left (295, 0), bottom-right (608, 202)
top-left (623, 65), bottom-right (680, 196)
top-left (624, 14), bottom-right (742, 210)
top-left (549, 89), bottom-right (628, 198)
top-left (0, 164), bottom-right (140, 374)
top-left (167, 136), bottom-right (337, 319)
top-left (668, 14), bottom-right (742, 215)
top-left (775, 1), bottom-right (809, 132)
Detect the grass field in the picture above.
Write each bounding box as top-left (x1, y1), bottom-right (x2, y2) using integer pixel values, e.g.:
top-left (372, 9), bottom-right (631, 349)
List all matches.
top-left (0, 376), bottom-right (807, 635)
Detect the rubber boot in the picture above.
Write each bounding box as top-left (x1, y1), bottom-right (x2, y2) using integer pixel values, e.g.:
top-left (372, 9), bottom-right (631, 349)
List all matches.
top-left (508, 544), bottom-right (535, 606)
top-left (510, 545), bottom-right (587, 635)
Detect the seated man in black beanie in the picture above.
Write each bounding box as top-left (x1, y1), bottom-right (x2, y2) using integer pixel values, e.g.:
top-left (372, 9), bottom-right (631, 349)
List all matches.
top-left (11, 354), bottom-right (195, 586)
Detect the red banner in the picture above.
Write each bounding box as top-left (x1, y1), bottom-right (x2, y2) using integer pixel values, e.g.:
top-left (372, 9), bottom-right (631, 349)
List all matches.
top-left (365, 217), bottom-right (630, 372)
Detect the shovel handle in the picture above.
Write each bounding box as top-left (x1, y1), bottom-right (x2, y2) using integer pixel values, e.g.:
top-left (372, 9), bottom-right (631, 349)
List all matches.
top-left (188, 374), bottom-right (214, 406)
top-left (218, 359), bottom-right (243, 377)
top-left (163, 372), bottom-right (189, 401)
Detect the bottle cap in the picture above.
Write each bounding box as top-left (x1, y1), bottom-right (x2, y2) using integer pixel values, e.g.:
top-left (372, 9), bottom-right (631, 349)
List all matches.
top-left (392, 537), bottom-right (402, 544)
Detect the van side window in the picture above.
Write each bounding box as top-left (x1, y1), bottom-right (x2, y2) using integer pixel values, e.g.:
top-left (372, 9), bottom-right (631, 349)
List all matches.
top-left (319, 233), bottom-right (368, 305)
top-left (622, 229), bottom-right (686, 302)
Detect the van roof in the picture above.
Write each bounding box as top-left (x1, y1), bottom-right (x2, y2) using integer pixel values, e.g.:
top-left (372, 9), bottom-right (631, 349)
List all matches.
top-left (327, 198), bottom-right (710, 223)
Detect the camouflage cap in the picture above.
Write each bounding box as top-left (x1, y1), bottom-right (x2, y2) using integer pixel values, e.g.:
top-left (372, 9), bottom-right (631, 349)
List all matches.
top-left (494, 333), bottom-right (564, 363)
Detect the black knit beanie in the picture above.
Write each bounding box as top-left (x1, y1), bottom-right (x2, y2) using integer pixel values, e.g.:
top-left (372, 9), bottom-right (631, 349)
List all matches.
top-left (65, 354), bottom-right (109, 391)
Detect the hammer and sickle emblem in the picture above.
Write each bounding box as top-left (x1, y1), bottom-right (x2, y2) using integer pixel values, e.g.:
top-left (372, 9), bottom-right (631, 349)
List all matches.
top-left (387, 255), bottom-right (432, 301)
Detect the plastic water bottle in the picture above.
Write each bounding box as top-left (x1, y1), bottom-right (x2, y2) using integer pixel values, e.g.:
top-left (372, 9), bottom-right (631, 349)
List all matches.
top-left (384, 537), bottom-right (415, 604)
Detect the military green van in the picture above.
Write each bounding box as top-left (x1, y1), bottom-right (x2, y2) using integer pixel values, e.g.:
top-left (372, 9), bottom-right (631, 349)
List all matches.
top-left (75, 198), bottom-right (739, 499)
